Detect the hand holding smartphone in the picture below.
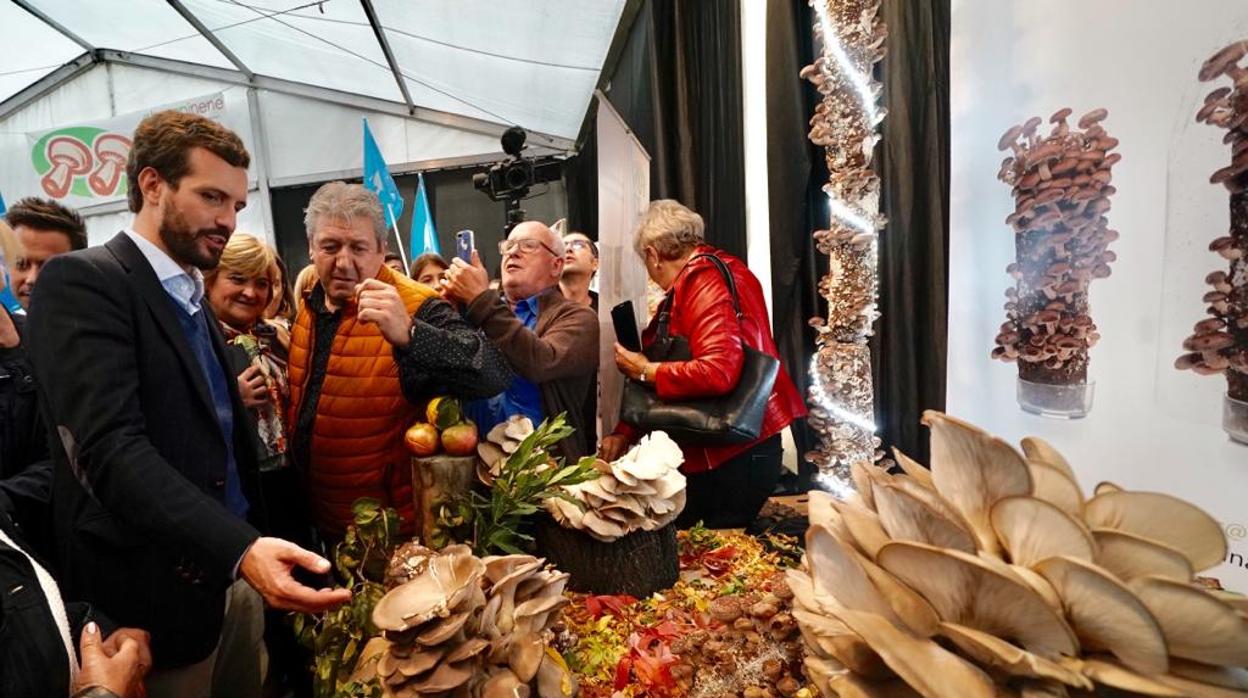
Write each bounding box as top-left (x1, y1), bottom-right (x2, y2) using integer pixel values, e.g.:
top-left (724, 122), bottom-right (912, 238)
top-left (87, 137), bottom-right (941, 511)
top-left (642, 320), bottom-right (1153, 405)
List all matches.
top-left (455, 230), bottom-right (475, 264)
top-left (612, 300), bottom-right (642, 352)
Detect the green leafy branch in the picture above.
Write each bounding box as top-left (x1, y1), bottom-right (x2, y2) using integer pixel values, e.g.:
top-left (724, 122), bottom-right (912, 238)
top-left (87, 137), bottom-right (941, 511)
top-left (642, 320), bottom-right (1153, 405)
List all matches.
top-left (444, 413), bottom-right (600, 556)
top-left (294, 498), bottom-right (398, 698)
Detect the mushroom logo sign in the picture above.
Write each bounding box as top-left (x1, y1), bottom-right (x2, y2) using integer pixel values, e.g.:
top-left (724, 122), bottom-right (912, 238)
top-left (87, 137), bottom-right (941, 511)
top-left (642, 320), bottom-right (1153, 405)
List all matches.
top-left (31, 128), bottom-right (132, 200)
top-left (22, 92), bottom-right (226, 208)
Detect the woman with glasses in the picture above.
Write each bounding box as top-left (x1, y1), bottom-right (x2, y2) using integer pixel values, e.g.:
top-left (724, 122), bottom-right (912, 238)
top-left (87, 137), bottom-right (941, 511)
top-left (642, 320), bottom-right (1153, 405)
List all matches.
top-left (601, 200), bottom-right (807, 529)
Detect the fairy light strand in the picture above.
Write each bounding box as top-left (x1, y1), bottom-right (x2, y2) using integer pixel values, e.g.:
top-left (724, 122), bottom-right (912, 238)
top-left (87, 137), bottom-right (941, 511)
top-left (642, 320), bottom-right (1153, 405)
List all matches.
top-left (802, 0), bottom-right (888, 494)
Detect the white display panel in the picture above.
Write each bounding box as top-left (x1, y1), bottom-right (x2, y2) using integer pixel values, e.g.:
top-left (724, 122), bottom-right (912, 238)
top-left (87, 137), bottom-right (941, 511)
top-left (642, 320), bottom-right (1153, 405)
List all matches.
top-left (949, 0), bottom-right (1248, 589)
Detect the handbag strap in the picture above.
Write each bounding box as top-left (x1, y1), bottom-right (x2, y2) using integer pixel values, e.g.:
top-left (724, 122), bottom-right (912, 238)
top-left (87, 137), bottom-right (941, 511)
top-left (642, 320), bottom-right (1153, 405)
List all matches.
top-left (654, 252), bottom-right (745, 341)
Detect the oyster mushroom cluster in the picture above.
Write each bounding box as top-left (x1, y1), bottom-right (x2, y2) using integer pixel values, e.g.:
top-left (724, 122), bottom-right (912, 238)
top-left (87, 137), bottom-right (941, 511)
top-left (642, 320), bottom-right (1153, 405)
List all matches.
top-left (364, 545), bottom-right (577, 698)
top-left (792, 410), bottom-right (1247, 697)
top-left (477, 416), bottom-right (535, 483)
top-left (993, 109), bottom-right (1120, 388)
top-left (1175, 40), bottom-right (1248, 398)
top-left (546, 431), bottom-right (686, 542)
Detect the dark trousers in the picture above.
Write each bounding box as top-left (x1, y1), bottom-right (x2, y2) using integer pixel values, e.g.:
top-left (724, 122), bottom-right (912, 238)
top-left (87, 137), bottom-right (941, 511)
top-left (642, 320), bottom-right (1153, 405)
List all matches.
top-left (675, 434), bottom-right (783, 530)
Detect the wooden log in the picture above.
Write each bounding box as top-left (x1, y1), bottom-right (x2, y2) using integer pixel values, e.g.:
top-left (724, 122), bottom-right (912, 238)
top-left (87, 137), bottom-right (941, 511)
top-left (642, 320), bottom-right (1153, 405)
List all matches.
top-left (534, 516), bottom-right (678, 597)
top-left (410, 455), bottom-right (475, 545)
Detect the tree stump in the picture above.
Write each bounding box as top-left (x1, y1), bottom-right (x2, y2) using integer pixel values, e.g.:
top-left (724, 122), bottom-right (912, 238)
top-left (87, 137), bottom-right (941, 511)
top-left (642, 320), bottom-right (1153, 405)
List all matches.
top-left (534, 516), bottom-right (678, 597)
top-left (410, 455), bottom-right (475, 545)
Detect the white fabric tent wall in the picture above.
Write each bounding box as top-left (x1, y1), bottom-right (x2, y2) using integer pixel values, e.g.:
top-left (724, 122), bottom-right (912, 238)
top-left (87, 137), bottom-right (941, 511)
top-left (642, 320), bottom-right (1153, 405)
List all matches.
top-left (0, 61), bottom-right (565, 247)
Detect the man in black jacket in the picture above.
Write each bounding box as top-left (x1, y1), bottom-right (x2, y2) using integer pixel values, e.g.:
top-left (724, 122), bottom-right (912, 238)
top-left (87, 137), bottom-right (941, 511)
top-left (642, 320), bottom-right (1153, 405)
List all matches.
top-left (27, 110), bottom-right (348, 697)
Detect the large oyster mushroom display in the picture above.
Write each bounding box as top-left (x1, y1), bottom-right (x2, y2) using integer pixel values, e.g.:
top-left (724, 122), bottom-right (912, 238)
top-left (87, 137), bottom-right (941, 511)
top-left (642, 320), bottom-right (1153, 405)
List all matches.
top-left (364, 545), bottom-right (577, 698)
top-left (545, 431), bottom-right (687, 542)
top-left (993, 109), bottom-right (1121, 418)
top-left (1176, 40), bottom-right (1248, 445)
top-left (792, 410), bottom-right (1246, 698)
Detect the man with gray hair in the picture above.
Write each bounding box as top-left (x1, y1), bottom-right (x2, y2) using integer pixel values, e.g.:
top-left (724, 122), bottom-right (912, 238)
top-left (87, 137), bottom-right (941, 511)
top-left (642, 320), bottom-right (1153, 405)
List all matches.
top-left (443, 220), bottom-right (599, 461)
top-left (287, 181), bottom-right (509, 537)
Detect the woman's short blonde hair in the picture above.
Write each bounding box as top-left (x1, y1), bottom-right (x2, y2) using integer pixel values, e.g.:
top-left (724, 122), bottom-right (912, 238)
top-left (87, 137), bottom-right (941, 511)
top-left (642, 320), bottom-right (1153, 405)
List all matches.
top-left (0, 221), bottom-right (23, 289)
top-left (633, 199), bottom-right (705, 260)
top-left (206, 233), bottom-right (276, 285)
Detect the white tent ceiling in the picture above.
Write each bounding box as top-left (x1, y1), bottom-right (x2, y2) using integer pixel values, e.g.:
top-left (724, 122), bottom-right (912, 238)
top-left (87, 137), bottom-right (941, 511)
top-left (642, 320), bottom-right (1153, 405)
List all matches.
top-left (0, 0), bottom-right (629, 141)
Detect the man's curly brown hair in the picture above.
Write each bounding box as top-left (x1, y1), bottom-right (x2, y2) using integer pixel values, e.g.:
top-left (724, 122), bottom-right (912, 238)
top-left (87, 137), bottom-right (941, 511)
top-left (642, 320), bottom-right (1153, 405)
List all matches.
top-left (126, 110), bottom-right (250, 213)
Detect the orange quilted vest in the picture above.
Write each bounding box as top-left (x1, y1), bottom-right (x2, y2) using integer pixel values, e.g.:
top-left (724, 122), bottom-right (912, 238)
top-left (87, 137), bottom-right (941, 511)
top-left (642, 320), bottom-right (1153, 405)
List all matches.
top-left (288, 264), bottom-right (438, 535)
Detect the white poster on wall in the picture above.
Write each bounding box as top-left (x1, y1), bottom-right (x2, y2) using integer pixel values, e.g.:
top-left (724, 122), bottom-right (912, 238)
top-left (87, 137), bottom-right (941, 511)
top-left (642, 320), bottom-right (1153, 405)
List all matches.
top-left (596, 94), bottom-right (651, 437)
top-left (13, 93), bottom-right (226, 210)
top-left (949, 0), bottom-right (1248, 589)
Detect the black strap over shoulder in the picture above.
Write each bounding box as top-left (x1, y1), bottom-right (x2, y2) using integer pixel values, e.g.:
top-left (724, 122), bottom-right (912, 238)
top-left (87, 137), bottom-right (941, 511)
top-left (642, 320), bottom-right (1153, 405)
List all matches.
top-left (654, 253), bottom-right (743, 341)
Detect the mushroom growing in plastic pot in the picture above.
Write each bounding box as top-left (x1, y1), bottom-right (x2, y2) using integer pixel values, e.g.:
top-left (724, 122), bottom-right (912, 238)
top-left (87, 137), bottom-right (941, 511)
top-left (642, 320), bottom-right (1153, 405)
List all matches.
top-left (363, 544), bottom-right (576, 698)
top-left (792, 410), bottom-right (1245, 698)
top-left (545, 431), bottom-right (687, 542)
top-left (1177, 39), bottom-right (1248, 445)
top-left (993, 108), bottom-right (1121, 418)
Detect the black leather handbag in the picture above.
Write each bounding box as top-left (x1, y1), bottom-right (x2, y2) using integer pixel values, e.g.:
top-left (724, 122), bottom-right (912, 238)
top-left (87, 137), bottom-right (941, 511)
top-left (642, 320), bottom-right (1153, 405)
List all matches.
top-left (620, 254), bottom-right (780, 445)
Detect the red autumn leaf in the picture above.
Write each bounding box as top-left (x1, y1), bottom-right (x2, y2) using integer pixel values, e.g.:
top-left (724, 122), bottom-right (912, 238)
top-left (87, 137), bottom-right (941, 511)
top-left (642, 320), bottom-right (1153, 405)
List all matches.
top-left (613, 656), bottom-right (633, 690)
top-left (700, 545), bottom-right (739, 576)
top-left (586, 594), bottom-right (638, 619)
top-left (628, 632), bottom-right (679, 691)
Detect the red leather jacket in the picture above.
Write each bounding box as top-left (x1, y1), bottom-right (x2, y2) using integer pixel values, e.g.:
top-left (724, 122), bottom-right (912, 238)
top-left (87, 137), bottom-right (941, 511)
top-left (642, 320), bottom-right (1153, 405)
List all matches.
top-left (616, 245), bottom-right (807, 473)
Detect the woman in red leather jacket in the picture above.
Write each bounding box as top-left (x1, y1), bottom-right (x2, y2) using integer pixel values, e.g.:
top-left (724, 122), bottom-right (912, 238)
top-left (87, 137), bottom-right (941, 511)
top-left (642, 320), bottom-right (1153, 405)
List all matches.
top-left (602, 200), bottom-right (807, 528)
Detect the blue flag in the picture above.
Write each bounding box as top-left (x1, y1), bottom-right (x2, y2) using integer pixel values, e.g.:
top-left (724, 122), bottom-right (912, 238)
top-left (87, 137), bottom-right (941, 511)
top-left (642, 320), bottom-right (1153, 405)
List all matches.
top-left (362, 118), bottom-right (404, 229)
top-left (0, 191), bottom-right (19, 314)
top-left (410, 173), bottom-right (440, 259)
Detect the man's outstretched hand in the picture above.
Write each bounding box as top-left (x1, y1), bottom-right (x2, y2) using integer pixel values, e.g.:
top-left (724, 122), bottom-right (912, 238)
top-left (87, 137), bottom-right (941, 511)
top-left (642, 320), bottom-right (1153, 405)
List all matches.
top-left (239, 537), bottom-right (352, 613)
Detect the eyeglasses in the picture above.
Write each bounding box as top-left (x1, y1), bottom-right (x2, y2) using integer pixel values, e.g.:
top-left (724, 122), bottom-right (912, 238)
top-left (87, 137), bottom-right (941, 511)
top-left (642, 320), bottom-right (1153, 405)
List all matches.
top-left (498, 238), bottom-right (559, 258)
top-left (567, 239), bottom-right (598, 257)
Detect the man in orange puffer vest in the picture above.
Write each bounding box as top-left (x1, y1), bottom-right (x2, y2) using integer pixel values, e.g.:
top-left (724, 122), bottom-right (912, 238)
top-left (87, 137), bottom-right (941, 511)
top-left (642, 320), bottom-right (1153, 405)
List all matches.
top-left (287, 182), bottom-right (510, 537)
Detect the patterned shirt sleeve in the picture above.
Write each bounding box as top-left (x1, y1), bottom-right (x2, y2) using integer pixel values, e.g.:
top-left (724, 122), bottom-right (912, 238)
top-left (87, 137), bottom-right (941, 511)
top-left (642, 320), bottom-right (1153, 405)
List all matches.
top-left (393, 298), bottom-right (513, 403)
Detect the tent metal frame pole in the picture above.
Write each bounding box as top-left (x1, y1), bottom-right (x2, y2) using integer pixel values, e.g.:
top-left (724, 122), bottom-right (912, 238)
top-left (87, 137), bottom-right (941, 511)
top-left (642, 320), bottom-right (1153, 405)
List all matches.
top-left (358, 0), bottom-right (417, 116)
top-left (0, 53), bottom-right (98, 121)
top-left (12, 0), bottom-right (95, 52)
top-left (165, 0), bottom-right (256, 81)
top-left (84, 51), bottom-right (575, 152)
top-left (245, 87), bottom-right (277, 242)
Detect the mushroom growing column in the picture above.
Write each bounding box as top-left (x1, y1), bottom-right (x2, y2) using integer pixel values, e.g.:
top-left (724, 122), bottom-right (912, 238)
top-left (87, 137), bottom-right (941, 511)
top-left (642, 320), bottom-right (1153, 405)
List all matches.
top-left (800, 0), bottom-right (888, 490)
top-left (993, 109), bottom-right (1121, 417)
top-left (1176, 41), bottom-right (1248, 444)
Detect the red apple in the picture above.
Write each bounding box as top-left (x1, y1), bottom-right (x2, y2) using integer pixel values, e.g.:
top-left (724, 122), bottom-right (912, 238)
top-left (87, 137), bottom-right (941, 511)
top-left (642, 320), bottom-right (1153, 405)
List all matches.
top-left (441, 423), bottom-right (479, 457)
top-left (404, 422), bottom-right (439, 456)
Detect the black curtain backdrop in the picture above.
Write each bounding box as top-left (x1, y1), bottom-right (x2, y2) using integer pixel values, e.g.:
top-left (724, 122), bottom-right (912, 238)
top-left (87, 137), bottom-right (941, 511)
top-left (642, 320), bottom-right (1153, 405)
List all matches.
top-left (601, 0), bottom-right (747, 259)
top-left (766, 0), bottom-right (824, 488)
top-left (872, 0), bottom-right (950, 465)
top-left (564, 105), bottom-right (599, 238)
top-left (765, 0), bottom-right (950, 474)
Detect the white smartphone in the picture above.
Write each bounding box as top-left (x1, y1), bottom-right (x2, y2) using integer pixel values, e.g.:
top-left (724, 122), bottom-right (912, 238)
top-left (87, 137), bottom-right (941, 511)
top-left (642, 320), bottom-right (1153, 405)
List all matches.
top-left (455, 230), bottom-right (475, 263)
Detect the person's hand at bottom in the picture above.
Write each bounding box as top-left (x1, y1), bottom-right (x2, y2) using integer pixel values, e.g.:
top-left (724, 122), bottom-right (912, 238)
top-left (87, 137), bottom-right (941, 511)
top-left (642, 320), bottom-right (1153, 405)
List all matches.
top-left (76, 621), bottom-right (148, 698)
top-left (598, 434), bottom-right (631, 462)
top-left (240, 537), bottom-right (352, 613)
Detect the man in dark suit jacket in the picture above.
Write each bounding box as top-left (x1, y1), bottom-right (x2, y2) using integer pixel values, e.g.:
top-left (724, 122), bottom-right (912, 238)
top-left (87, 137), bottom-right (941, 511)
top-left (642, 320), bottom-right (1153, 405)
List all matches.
top-left (27, 110), bottom-right (348, 697)
top-left (443, 221), bottom-right (600, 460)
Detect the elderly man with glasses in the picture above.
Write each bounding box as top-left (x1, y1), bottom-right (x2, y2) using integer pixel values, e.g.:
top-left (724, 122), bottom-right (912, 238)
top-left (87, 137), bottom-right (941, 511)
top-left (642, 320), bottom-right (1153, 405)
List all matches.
top-left (443, 221), bottom-right (600, 461)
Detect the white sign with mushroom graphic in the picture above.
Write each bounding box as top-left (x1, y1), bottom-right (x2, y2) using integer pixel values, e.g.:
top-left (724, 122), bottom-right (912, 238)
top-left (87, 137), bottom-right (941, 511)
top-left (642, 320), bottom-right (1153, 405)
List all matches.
top-left (22, 92), bottom-right (226, 209)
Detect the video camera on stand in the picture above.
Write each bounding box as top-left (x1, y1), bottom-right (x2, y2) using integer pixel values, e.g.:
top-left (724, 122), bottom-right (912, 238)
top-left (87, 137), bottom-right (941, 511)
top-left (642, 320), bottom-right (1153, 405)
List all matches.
top-left (472, 126), bottom-right (562, 233)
